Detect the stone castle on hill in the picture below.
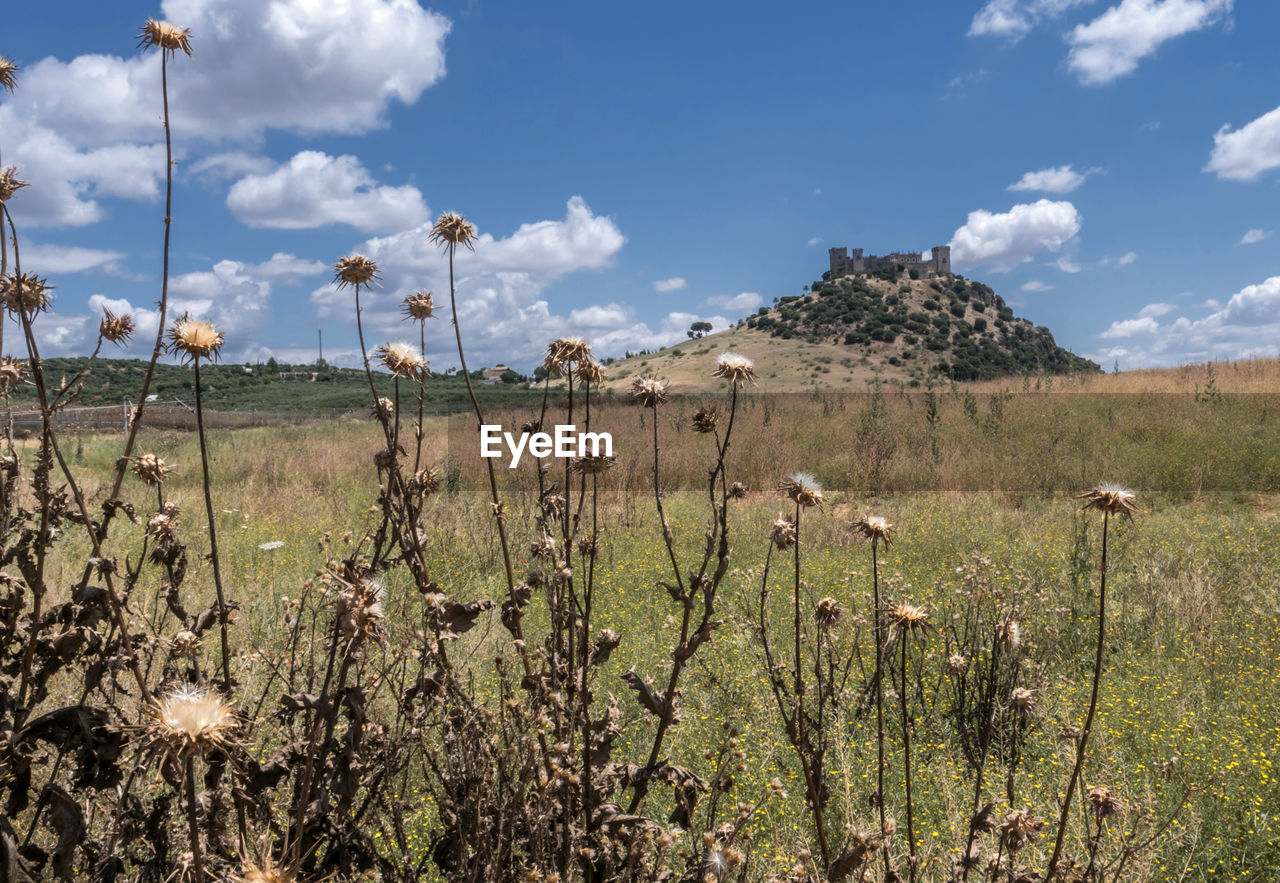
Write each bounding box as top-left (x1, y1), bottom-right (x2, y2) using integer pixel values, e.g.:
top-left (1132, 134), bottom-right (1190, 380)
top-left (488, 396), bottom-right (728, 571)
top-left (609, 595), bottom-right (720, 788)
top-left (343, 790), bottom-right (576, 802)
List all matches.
top-left (828, 244), bottom-right (951, 278)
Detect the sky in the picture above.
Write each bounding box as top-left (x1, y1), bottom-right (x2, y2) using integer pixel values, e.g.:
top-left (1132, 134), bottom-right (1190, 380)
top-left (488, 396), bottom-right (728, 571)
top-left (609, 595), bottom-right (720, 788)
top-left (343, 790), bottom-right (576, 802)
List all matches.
top-left (1, 0), bottom-right (1278, 372)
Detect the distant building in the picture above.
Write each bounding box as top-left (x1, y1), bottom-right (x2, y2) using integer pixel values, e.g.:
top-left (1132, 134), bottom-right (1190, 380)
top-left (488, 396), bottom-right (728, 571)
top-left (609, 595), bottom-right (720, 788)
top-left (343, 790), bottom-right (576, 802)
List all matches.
top-left (828, 245), bottom-right (951, 279)
top-left (482, 364), bottom-right (510, 384)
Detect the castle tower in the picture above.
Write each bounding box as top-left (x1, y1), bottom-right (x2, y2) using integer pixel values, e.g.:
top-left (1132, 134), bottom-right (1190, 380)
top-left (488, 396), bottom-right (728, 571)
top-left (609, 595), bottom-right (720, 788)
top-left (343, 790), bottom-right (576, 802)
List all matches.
top-left (829, 247), bottom-right (848, 277)
top-left (932, 245), bottom-right (951, 275)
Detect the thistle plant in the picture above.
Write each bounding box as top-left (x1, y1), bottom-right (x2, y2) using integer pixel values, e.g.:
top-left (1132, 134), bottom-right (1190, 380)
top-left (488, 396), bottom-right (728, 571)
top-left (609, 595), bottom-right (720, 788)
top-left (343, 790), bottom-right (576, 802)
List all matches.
top-left (890, 601), bottom-right (929, 882)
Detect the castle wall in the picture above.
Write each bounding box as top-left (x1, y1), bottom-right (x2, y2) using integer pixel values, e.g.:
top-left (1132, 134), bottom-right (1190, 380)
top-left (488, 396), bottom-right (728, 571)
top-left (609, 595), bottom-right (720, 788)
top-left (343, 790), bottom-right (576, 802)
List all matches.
top-left (828, 245), bottom-right (951, 278)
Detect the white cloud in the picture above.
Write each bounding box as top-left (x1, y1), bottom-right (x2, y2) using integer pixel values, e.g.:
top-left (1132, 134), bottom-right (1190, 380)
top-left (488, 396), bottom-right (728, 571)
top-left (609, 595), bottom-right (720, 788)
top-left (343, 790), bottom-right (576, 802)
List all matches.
top-left (1020, 280), bottom-right (1055, 292)
top-left (1139, 302), bottom-right (1176, 317)
top-left (1066, 0), bottom-right (1233, 86)
top-left (1007, 164), bottom-right (1101, 193)
top-left (187, 151), bottom-right (275, 182)
top-left (1055, 256), bottom-right (1082, 273)
top-left (1239, 228), bottom-right (1273, 245)
top-left (249, 252), bottom-right (327, 280)
top-left (1205, 104), bottom-right (1280, 181)
top-left (20, 243), bottom-right (126, 274)
top-left (226, 151), bottom-right (429, 233)
top-left (807, 237), bottom-right (824, 247)
top-left (1118, 251), bottom-right (1137, 264)
top-left (949, 199), bottom-right (1082, 272)
top-left (1090, 275), bottom-right (1280, 366)
top-left (969, 0), bottom-right (1096, 40)
top-left (653, 277), bottom-right (687, 292)
top-left (0, 0), bottom-right (450, 228)
top-left (702, 292), bottom-right (763, 314)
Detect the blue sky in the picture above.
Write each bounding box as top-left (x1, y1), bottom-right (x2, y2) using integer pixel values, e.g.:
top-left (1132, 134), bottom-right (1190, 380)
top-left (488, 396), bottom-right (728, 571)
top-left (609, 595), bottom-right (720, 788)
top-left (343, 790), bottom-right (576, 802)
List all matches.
top-left (2, 0), bottom-right (1278, 371)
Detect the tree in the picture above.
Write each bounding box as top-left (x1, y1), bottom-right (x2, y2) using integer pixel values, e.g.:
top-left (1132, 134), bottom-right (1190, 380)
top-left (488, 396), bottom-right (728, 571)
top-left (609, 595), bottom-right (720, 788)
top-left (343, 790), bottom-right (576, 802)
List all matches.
top-left (687, 321), bottom-right (713, 339)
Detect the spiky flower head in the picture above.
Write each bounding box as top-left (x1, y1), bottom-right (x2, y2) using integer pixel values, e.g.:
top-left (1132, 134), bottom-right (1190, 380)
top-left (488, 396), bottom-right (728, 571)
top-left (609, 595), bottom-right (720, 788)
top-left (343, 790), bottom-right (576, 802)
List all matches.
top-left (946, 653), bottom-right (968, 674)
top-left (691, 407), bottom-right (717, 433)
top-left (712, 351), bottom-right (756, 384)
top-left (575, 359), bottom-right (604, 386)
top-left (100, 309), bottom-right (135, 345)
top-left (1080, 483), bottom-right (1138, 519)
top-left (0, 166), bottom-right (27, 202)
top-left (147, 510), bottom-right (180, 545)
top-left (167, 315), bottom-right (224, 361)
top-left (137, 19), bottom-right (193, 57)
top-left (770, 516), bottom-right (797, 550)
top-left (779, 472), bottom-right (824, 509)
top-left (0, 56), bottom-right (18, 92)
top-left (402, 290), bottom-right (436, 320)
top-left (332, 254), bottom-right (380, 289)
top-left (814, 596), bottom-right (843, 627)
top-left (998, 618), bottom-right (1022, 651)
top-left (571, 453), bottom-right (616, 475)
top-left (371, 396), bottom-right (395, 422)
top-left (890, 602), bottom-right (929, 633)
top-left (543, 336), bottom-right (592, 375)
top-left (409, 465), bottom-right (442, 496)
top-left (146, 683), bottom-right (237, 760)
top-left (0, 357), bottom-right (27, 394)
top-left (337, 578), bottom-right (384, 645)
top-left (234, 855), bottom-right (299, 883)
top-left (376, 341), bottom-right (428, 381)
top-left (132, 453), bottom-right (173, 486)
top-left (1009, 687), bottom-right (1036, 717)
top-left (630, 376), bottom-right (669, 407)
top-left (430, 212), bottom-right (477, 250)
top-left (998, 808), bottom-right (1042, 854)
top-left (728, 481), bottom-right (747, 499)
top-left (0, 272), bottom-right (53, 314)
top-left (1088, 786), bottom-right (1119, 819)
top-left (168, 629), bottom-right (201, 659)
top-left (852, 515), bottom-right (893, 547)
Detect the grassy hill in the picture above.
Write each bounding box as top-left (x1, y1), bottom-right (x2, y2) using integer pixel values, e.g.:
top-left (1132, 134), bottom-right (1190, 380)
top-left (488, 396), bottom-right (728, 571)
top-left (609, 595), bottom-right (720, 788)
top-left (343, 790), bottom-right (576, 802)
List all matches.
top-left (601, 271), bottom-right (1098, 391)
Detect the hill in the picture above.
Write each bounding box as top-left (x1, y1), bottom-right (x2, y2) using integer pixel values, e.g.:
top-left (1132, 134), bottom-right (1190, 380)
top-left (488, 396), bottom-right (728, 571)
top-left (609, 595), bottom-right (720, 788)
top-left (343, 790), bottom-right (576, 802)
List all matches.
top-left (601, 271), bottom-right (1098, 391)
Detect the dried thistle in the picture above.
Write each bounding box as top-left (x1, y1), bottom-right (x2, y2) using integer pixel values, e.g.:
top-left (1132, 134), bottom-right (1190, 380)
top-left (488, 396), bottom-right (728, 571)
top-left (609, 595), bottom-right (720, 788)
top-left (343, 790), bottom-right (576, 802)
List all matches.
top-left (770, 516), bottom-right (797, 551)
top-left (575, 359), bottom-right (604, 385)
top-left (376, 341), bottom-right (428, 381)
top-left (692, 407), bottom-right (717, 433)
top-left (147, 511), bottom-right (180, 545)
top-left (852, 515), bottom-right (893, 546)
top-left (728, 481), bottom-right (747, 499)
top-left (167, 316), bottom-right (224, 361)
top-left (145, 684), bottom-right (237, 760)
top-left (168, 629), bottom-right (201, 659)
top-left (0, 356), bottom-right (27, 394)
top-left (1089, 786), bottom-right (1119, 819)
top-left (571, 453), bottom-right (615, 475)
top-left (998, 618), bottom-right (1022, 651)
top-left (0, 272), bottom-right (53, 314)
top-left (999, 809), bottom-right (1043, 853)
top-left (100, 309), bottom-right (136, 345)
top-left (430, 212), bottom-right (477, 250)
top-left (410, 465), bottom-right (443, 496)
top-left (630, 376), bottom-right (669, 407)
top-left (333, 254), bottom-right (380, 289)
top-left (137, 19), bottom-right (194, 57)
top-left (779, 471), bottom-right (824, 509)
top-left (544, 336), bottom-right (592, 375)
top-left (337, 578), bottom-right (385, 644)
top-left (371, 396), bottom-right (395, 422)
top-left (0, 166), bottom-right (27, 202)
top-left (0, 56), bottom-right (18, 92)
top-left (1079, 483), bottom-right (1138, 519)
top-left (946, 653), bottom-right (968, 674)
top-left (712, 351), bottom-right (756, 384)
top-left (1010, 687), bottom-right (1036, 717)
top-left (890, 602), bottom-right (929, 633)
top-left (402, 290), bottom-right (436, 320)
top-left (132, 453), bottom-right (173, 485)
top-left (814, 596), bottom-right (843, 627)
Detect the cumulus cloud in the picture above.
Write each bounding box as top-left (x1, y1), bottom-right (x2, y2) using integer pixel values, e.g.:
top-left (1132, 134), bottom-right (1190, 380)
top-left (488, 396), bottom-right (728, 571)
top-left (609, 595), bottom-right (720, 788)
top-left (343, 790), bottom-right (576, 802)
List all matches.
top-left (969, 0), bottom-right (1096, 40)
top-left (1118, 251), bottom-right (1138, 264)
top-left (949, 199), bottom-right (1082, 272)
top-left (1205, 104), bottom-right (1280, 181)
top-left (1239, 228), bottom-right (1273, 245)
top-left (226, 151), bottom-right (429, 233)
top-left (1007, 164), bottom-right (1102, 194)
top-left (807, 236), bottom-right (824, 247)
top-left (1066, 0), bottom-right (1233, 86)
top-left (1020, 280), bottom-right (1055, 292)
top-left (0, 0), bottom-right (451, 227)
top-left (1054, 256), bottom-right (1082, 273)
top-left (653, 277), bottom-right (687, 292)
top-left (1091, 277), bottom-right (1280, 366)
top-left (702, 292), bottom-right (763, 314)
top-left (21, 243), bottom-right (126, 274)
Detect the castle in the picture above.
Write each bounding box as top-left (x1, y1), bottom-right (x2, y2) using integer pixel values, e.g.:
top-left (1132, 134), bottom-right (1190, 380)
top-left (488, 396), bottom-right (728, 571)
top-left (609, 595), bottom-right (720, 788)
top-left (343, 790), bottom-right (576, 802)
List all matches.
top-left (828, 245), bottom-right (951, 279)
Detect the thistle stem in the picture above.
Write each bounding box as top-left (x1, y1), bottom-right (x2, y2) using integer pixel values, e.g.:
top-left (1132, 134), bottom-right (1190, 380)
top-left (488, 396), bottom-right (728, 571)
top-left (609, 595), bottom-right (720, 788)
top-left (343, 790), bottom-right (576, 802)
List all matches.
top-left (193, 358), bottom-right (233, 690)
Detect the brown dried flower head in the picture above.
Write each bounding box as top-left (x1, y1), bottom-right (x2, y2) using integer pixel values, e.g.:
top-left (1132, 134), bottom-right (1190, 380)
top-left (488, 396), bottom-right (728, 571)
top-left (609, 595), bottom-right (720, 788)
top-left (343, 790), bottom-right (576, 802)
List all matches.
top-left (333, 254), bottom-right (380, 289)
top-left (371, 396), bottom-right (395, 422)
top-left (132, 453), bottom-right (173, 486)
top-left (167, 316), bottom-right (224, 361)
top-left (814, 596), bottom-right (843, 627)
top-left (0, 56), bottom-right (19, 92)
top-left (100, 309), bottom-right (135, 345)
top-left (0, 357), bottom-right (27, 394)
top-left (1, 272), bottom-right (53, 314)
top-left (890, 602), bottom-right (929, 632)
top-left (630, 376), bottom-right (669, 407)
top-left (147, 511), bottom-right (180, 545)
top-left (712, 351), bottom-right (756, 384)
top-left (780, 471), bottom-right (824, 509)
top-left (430, 212), bottom-right (477, 250)
top-left (0, 166), bottom-right (27, 202)
top-left (1080, 483), bottom-right (1138, 519)
top-left (410, 465), bottom-right (443, 496)
top-left (146, 684), bottom-right (237, 760)
top-left (998, 618), bottom-right (1022, 651)
top-left (168, 629), bottom-right (201, 659)
top-left (571, 453), bottom-right (616, 475)
top-left (1009, 686), bottom-right (1036, 717)
top-left (691, 407), bottom-right (717, 433)
top-left (728, 481), bottom-right (747, 499)
top-left (998, 808), bottom-right (1043, 853)
top-left (137, 19), bottom-right (193, 57)
top-left (234, 854), bottom-right (299, 883)
top-left (337, 578), bottom-right (385, 644)
top-left (402, 290), bottom-right (436, 320)
top-left (946, 653), bottom-right (968, 674)
top-left (1089, 786), bottom-right (1119, 819)
top-left (376, 341), bottom-right (428, 381)
top-left (544, 336), bottom-right (592, 374)
top-left (852, 515), bottom-right (893, 547)
top-left (575, 359), bottom-right (604, 385)
top-left (530, 534), bottom-right (556, 560)
top-left (770, 516), bottom-right (797, 551)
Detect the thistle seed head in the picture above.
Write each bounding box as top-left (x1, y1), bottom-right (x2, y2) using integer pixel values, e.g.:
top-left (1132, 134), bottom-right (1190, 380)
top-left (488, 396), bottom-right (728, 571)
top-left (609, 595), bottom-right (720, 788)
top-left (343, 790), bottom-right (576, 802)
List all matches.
top-left (630, 376), bottom-right (669, 407)
top-left (332, 254), bottom-right (380, 289)
top-left (691, 407), bottom-right (717, 433)
top-left (1, 273), bottom-right (53, 314)
top-left (571, 453), bottom-right (615, 475)
top-left (167, 316), bottom-right (224, 361)
top-left (1089, 786), bottom-right (1119, 819)
top-left (137, 19), bottom-right (193, 57)
top-left (1080, 483), bottom-right (1138, 519)
top-left (375, 341), bottom-right (428, 381)
top-left (770, 516), bottom-right (797, 550)
top-left (100, 309), bottom-right (135, 345)
top-left (998, 809), bottom-right (1043, 853)
top-left (402, 290), bottom-right (436, 320)
top-left (814, 596), bottom-right (843, 627)
top-left (0, 56), bottom-right (18, 92)
top-left (371, 396), bottom-right (395, 422)
top-left (337, 578), bottom-right (385, 644)
top-left (410, 465), bottom-right (443, 496)
top-left (728, 481), bottom-right (747, 499)
top-left (0, 357), bottom-right (27, 394)
top-left (712, 351), bottom-right (756, 384)
top-left (946, 653), bottom-right (968, 674)
top-left (430, 212), bottom-right (477, 250)
top-left (544, 336), bottom-right (592, 375)
top-left (132, 453), bottom-right (173, 486)
top-left (0, 166), bottom-right (27, 202)
top-left (779, 472), bottom-right (824, 509)
top-left (852, 515), bottom-right (893, 546)
top-left (146, 684), bottom-right (237, 760)
top-left (1009, 687), bottom-right (1036, 717)
top-left (575, 359), bottom-right (604, 386)
top-left (890, 602), bottom-right (929, 632)
top-left (998, 618), bottom-right (1022, 651)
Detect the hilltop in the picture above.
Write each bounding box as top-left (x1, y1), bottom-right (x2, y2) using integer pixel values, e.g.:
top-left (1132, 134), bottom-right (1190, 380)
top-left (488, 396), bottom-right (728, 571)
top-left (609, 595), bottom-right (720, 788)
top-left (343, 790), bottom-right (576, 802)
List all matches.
top-left (600, 271), bottom-right (1098, 391)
